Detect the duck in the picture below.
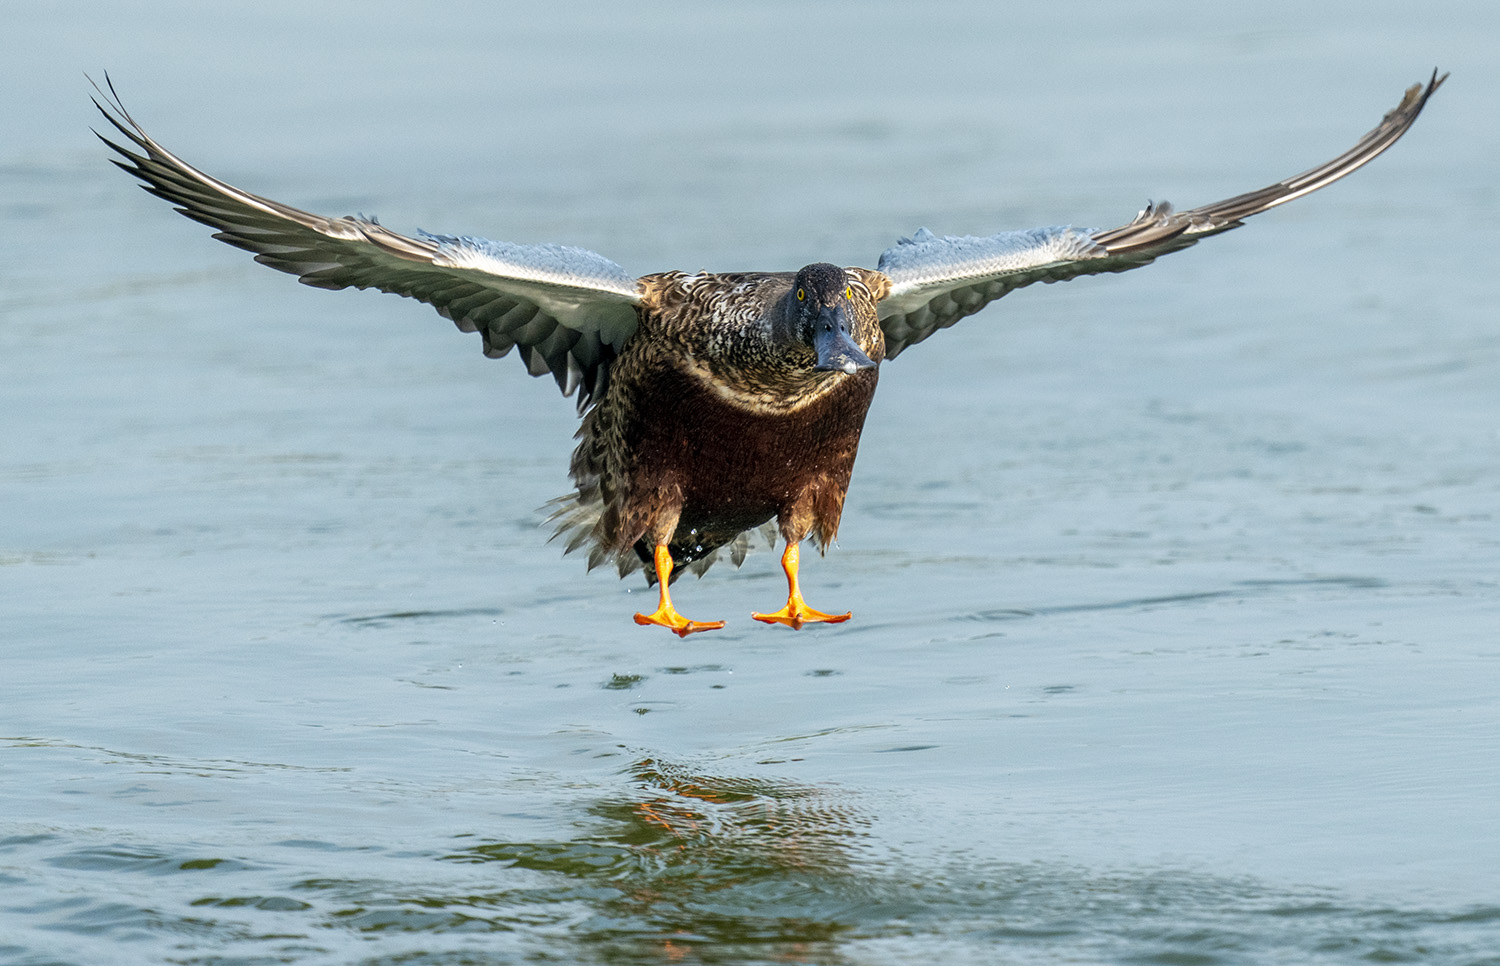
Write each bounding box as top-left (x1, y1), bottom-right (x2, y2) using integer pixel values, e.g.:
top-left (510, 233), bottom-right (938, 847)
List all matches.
top-left (93, 71), bottom-right (1444, 637)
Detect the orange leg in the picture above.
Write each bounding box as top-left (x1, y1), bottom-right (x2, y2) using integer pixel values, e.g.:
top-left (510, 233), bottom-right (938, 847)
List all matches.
top-left (633, 544), bottom-right (726, 637)
top-left (752, 541), bottom-right (851, 630)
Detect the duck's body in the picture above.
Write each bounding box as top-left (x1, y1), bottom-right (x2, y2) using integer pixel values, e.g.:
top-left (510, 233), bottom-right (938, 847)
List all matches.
top-left (560, 267), bottom-right (887, 585)
top-left (93, 71), bottom-right (1444, 636)
top-left (549, 264), bottom-right (890, 632)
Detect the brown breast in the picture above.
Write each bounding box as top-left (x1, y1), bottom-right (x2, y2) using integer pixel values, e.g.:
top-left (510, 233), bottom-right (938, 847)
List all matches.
top-left (626, 358), bottom-right (880, 545)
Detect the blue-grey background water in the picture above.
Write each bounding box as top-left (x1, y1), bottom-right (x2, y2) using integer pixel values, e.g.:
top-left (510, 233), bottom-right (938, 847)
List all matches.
top-left (3, 1), bottom-right (1498, 963)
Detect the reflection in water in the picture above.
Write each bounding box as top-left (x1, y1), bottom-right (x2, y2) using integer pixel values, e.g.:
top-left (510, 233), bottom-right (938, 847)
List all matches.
top-left (5, 752), bottom-right (1499, 964)
top-left (447, 758), bottom-right (867, 962)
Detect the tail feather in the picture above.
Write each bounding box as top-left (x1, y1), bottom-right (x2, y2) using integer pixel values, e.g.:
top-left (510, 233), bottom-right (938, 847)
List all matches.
top-left (544, 492), bottom-right (774, 584)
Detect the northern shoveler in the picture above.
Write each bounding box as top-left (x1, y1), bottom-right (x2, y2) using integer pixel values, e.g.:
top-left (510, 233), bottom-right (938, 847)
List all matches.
top-left (94, 71), bottom-right (1445, 636)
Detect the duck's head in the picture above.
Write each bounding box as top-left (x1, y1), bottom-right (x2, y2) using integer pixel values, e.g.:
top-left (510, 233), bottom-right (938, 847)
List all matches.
top-left (787, 263), bottom-right (877, 375)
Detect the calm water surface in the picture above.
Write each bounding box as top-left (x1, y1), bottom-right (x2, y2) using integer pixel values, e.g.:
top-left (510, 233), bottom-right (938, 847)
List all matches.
top-left (4, 2), bottom-right (1499, 963)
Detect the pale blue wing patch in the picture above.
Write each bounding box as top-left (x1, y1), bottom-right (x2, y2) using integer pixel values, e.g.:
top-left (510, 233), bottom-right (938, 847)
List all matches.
top-left (875, 226), bottom-right (1106, 357)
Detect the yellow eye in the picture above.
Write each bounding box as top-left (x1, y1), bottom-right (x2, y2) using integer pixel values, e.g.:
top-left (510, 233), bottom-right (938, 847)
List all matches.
top-left (796, 288), bottom-right (805, 301)
top-left (845, 286), bottom-right (853, 300)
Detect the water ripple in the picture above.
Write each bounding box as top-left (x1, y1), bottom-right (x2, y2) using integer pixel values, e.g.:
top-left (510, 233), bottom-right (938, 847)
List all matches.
top-left (963, 576), bottom-right (1388, 622)
top-left (2, 759), bottom-right (1498, 964)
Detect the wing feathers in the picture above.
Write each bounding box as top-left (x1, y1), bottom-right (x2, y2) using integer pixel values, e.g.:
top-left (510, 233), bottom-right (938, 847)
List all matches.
top-left (92, 75), bottom-right (641, 410)
top-left (97, 72), bottom-right (1444, 393)
top-left (877, 71), bottom-right (1445, 358)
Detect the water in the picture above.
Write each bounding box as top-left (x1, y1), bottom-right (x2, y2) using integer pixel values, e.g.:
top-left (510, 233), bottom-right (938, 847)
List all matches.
top-left (4, 1), bottom-right (1499, 962)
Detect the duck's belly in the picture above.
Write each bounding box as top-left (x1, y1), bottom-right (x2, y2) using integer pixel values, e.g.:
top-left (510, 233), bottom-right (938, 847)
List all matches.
top-left (629, 363), bottom-right (879, 534)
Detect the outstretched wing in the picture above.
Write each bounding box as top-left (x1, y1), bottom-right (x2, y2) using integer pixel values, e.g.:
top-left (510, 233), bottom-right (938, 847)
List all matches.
top-left (875, 70), bottom-right (1446, 359)
top-left (93, 77), bottom-right (642, 408)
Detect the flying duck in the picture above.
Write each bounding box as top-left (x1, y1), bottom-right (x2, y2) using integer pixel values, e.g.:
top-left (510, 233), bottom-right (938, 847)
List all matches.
top-left (94, 72), bottom-right (1445, 637)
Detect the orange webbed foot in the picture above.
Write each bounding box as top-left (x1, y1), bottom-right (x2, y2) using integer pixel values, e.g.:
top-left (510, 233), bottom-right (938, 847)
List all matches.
top-left (752, 541), bottom-right (851, 630)
top-left (634, 606), bottom-right (726, 638)
top-left (751, 599), bottom-right (851, 630)
top-left (634, 543), bottom-right (726, 637)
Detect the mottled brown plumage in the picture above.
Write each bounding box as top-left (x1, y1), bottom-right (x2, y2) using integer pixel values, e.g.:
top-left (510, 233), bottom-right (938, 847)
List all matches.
top-left (555, 265), bottom-right (889, 585)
